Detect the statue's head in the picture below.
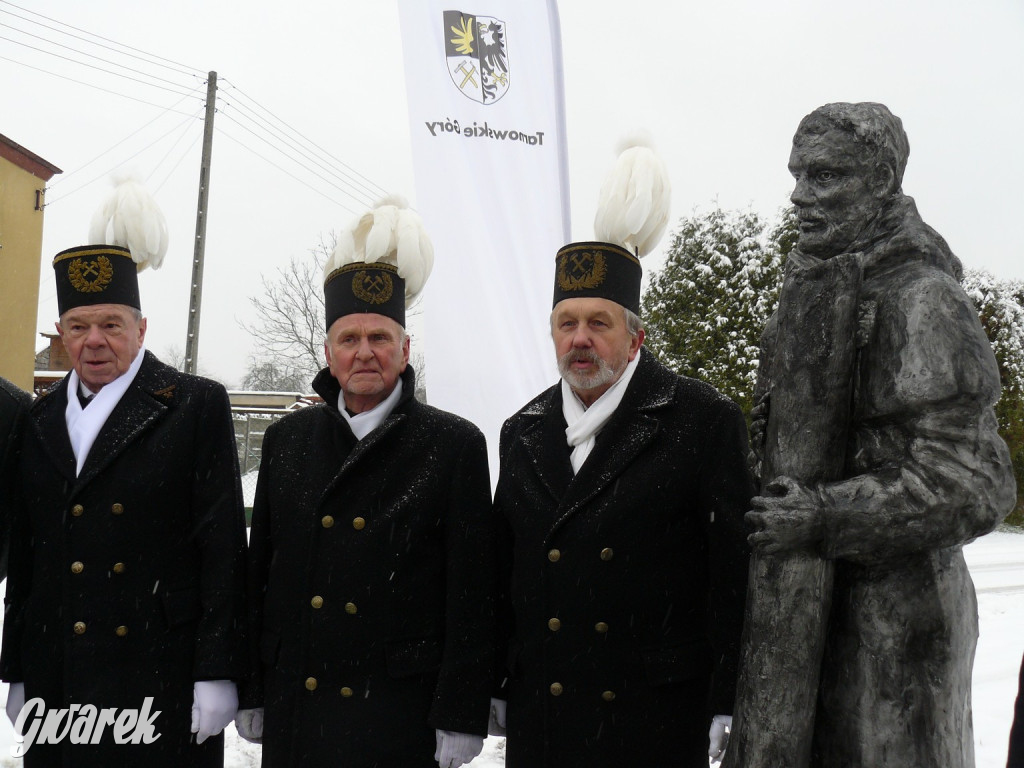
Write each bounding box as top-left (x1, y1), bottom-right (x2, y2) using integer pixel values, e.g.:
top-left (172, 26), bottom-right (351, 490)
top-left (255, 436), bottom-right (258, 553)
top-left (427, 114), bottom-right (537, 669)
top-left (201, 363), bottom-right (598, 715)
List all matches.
top-left (788, 102), bottom-right (910, 258)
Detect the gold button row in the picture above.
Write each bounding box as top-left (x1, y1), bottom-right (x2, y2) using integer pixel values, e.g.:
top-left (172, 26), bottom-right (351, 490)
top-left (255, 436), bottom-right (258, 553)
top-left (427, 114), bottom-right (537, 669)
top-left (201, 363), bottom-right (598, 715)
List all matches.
top-left (548, 618), bottom-right (608, 633)
top-left (70, 503), bottom-right (124, 517)
top-left (73, 622), bottom-right (129, 637)
top-left (308, 597), bottom-right (357, 613)
top-left (547, 548), bottom-right (615, 563)
top-left (303, 680), bottom-right (356, 698)
top-left (322, 516), bottom-right (367, 530)
top-left (70, 562), bottom-right (126, 575)
top-left (547, 682), bottom-right (615, 701)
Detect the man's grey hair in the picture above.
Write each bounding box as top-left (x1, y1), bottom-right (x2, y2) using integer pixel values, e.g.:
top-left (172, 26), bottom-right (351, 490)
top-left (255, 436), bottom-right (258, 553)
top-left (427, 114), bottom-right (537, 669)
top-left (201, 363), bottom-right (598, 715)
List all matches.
top-left (795, 102), bottom-right (910, 193)
top-left (59, 305), bottom-right (144, 326)
top-left (624, 308), bottom-right (644, 339)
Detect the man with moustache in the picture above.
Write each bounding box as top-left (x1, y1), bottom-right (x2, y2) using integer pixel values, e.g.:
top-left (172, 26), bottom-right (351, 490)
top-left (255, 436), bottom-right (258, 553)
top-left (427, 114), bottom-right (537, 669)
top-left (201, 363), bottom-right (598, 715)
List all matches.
top-left (238, 199), bottom-right (495, 768)
top-left (746, 102), bottom-right (1015, 766)
top-left (491, 222), bottom-right (753, 763)
top-left (1, 183), bottom-right (247, 767)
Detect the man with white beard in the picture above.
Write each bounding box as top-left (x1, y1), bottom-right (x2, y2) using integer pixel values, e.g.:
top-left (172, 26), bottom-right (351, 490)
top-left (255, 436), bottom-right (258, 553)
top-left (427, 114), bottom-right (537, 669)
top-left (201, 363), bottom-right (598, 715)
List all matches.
top-left (490, 142), bottom-right (753, 767)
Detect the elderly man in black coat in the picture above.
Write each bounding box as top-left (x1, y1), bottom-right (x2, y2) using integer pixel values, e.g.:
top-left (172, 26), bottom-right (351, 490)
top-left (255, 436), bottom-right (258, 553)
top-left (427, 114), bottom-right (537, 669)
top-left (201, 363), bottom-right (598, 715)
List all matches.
top-left (0, 376), bottom-right (31, 580)
top-left (238, 200), bottom-right (495, 768)
top-left (1, 207), bottom-right (247, 767)
top-left (491, 144), bottom-right (753, 767)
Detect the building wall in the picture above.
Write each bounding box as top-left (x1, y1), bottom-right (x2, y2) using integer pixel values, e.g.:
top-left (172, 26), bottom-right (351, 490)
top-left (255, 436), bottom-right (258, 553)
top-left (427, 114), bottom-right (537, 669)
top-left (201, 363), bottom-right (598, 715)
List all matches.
top-left (0, 158), bottom-right (47, 390)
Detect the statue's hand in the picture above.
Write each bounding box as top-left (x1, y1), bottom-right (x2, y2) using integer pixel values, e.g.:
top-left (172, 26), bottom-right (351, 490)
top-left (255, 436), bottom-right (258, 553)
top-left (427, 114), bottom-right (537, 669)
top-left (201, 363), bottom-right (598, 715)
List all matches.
top-left (746, 476), bottom-right (824, 554)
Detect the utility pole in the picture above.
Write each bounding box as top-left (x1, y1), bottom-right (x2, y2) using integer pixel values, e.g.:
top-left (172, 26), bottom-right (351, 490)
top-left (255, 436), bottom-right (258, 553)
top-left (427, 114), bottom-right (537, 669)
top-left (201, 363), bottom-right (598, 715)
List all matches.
top-left (184, 71), bottom-right (217, 374)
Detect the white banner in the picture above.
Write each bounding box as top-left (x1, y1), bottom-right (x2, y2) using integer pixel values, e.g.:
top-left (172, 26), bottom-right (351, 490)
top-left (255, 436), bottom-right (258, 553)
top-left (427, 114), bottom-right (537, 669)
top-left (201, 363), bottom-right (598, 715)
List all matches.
top-left (397, 1), bottom-right (569, 478)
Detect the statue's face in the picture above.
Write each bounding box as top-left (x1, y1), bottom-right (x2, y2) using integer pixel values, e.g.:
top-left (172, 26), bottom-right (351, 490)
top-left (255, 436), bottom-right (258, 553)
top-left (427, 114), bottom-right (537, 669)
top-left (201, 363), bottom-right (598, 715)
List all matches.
top-left (788, 127), bottom-right (890, 257)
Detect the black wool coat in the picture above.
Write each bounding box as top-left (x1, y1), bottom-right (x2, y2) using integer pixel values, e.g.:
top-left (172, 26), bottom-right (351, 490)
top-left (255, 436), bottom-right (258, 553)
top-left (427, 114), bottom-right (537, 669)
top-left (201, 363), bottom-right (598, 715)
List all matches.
top-left (494, 348), bottom-right (752, 768)
top-left (244, 366), bottom-right (496, 768)
top-left (0, 352), bottom-right (248, 768)
top-left (0, 376), bottom-right (31, 581)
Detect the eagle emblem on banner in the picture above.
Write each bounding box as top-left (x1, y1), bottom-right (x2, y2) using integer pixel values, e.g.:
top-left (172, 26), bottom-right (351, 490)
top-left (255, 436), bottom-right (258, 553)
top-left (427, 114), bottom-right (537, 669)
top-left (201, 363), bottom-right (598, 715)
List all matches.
top-left (443, 11), bottom-right (509, 104)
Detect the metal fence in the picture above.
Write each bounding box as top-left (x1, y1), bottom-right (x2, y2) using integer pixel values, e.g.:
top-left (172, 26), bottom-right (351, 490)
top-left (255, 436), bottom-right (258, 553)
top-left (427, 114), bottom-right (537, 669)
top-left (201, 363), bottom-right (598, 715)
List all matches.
top-left (232, 409), bottom-right (289, 514)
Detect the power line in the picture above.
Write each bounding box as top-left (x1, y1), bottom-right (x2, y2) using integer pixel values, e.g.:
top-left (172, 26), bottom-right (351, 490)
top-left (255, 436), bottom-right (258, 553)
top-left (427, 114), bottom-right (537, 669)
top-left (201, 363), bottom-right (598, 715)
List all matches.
top-left (0, 32), bottom-right (199, 98)
top-left (217, 127), bottom-right (360, 216)
top-left (46, 111), bottom-right (204, 208)
top-left (218, 111), bottom-right (379, 212)
top-left (0, 0), bottom-right (204, 76)
top-left (151, 130), bottom-right (203, 196)
top-left (0, 54), bottom-right (203, 113)
top-left (218, 96), bottom-right (379, 208)
top-left (49, 85), bottom-right (206, 188)
top-left (0, 20), bottom-right (201, 92)
top-left (221, 79), bottom-right (390, 199)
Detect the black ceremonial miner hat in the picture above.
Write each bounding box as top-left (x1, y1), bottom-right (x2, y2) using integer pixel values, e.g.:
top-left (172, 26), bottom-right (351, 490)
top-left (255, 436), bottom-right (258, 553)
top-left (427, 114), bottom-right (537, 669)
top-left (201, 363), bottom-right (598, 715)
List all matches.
top-left (324, 262), bottom-right (407, 329)
top-left (552, 241), bottom-right (642, 315)
top-left (53, 245), bottom-right (141, 315)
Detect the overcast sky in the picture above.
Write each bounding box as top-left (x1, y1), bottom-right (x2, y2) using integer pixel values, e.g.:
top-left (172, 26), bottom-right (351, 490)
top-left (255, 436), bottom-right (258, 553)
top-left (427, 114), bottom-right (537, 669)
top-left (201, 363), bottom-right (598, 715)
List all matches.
top-left (2, 0), bottom-right (1022, 387)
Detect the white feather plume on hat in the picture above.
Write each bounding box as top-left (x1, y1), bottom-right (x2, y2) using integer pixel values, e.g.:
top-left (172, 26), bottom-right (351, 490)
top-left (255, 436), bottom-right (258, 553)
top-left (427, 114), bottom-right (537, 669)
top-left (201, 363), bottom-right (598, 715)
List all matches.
top-left (593, 133), bottom-right (671, 258)
top-left (325, 195), bottom-right (434, 303)
top-left (88, 176), bottom-right (169, 271)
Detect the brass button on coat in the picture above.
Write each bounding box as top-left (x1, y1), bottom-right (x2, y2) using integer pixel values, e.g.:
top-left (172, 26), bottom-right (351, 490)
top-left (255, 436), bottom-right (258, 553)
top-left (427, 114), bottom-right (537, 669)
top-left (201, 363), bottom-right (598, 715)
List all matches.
top-left (321, 515), bottom-right (334, 528)
top-left (602, 690), bottom-right (616, 702)
top-left (595, 622), bottom-right (609, 634)
top-left (345, 602), bottom-right (357, 614)
top-left (111, 503), bottom-right (124, 515)
top-left (340, 687), bottom-right (353, 698)
top-left (352, 517), bottom-right (366, 530)
top-left (71, 504), bottom-right (84, 517)
top-left (73, 622), bottom-right (86, 635)
top-left (115, 626), bottom-right (128, 637)
top-left (112, 562), bottom-right (125, 574)
top-left (600, 547), bottom-right (614, 561)
top-left (305, 677), bottom-right (318, 691)
top-left (70, 561), bottom-right (84, 574)
top-left (547, 549), bottom-right (561, 562)
top-left (549, 682), bottom-right (563, 696)
top-left (548, 618), bottom-right (561, 632)
top-left (311, 596), bottom-right (324, 609)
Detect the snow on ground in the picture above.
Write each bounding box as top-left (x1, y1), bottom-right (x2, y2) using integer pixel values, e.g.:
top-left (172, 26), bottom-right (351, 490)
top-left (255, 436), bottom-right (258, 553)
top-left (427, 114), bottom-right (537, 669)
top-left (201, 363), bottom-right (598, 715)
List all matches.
top-left (0, 528), bottom-right (1019, 767)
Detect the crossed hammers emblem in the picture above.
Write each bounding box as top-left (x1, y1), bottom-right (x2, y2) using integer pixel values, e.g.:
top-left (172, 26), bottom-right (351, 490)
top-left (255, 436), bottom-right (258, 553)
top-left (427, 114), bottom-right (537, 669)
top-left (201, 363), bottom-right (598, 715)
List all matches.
top-left (569, 252), bottom-right (595, 279)
top-left (362, 274), bottom-right (386, 296)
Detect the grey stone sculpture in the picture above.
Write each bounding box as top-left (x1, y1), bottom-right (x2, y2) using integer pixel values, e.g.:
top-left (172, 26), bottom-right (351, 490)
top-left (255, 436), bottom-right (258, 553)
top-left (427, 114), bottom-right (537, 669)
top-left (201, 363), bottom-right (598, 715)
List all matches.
top-left (725, 102), bottom-right (1016, 768)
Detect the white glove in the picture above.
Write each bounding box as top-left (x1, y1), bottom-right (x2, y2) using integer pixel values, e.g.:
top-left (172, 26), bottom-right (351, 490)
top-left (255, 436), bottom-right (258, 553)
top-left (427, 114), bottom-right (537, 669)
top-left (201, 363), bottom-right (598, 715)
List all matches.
top-left (5, 682), bottom-right (24, 729)
top-left (487, 697), bottom-right (507, 736)
top-left (434, 729), bottom-right (484, 768)
top-left (235, 707), bottom-right (264, 744)
top-left (191, 680), bottom-right (238, 744)
top-left (709, 714), bottom-right (732, 764)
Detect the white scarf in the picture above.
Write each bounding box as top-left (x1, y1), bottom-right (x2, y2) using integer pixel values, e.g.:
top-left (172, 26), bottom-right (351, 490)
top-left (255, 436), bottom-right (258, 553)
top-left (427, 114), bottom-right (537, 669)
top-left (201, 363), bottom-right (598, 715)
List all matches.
top-left (339, 379), bottom-right (404, 441)
top-left (65, 346), bottom-right (147, 476)
top-left (561, 352), bottom-right (641, 474)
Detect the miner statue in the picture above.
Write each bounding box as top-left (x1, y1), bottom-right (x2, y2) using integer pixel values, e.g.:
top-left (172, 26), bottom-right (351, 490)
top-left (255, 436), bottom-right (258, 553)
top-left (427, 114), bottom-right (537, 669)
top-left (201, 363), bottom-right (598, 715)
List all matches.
top-left (728, 102), bottom-right (1016, 768)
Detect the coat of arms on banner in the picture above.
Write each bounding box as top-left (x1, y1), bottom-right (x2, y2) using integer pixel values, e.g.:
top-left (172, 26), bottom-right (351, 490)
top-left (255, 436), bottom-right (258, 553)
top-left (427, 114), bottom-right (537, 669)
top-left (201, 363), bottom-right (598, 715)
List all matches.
top-left (443, 11), bottom-right (509, 104)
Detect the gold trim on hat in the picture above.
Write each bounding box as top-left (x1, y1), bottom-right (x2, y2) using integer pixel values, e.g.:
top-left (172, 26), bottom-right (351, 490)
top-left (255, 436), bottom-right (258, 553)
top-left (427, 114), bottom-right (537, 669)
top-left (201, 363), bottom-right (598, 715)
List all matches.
top-left (324, 261), bottom-right (399, 286)
top-left (53, 247), bottom-right (133, 265)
